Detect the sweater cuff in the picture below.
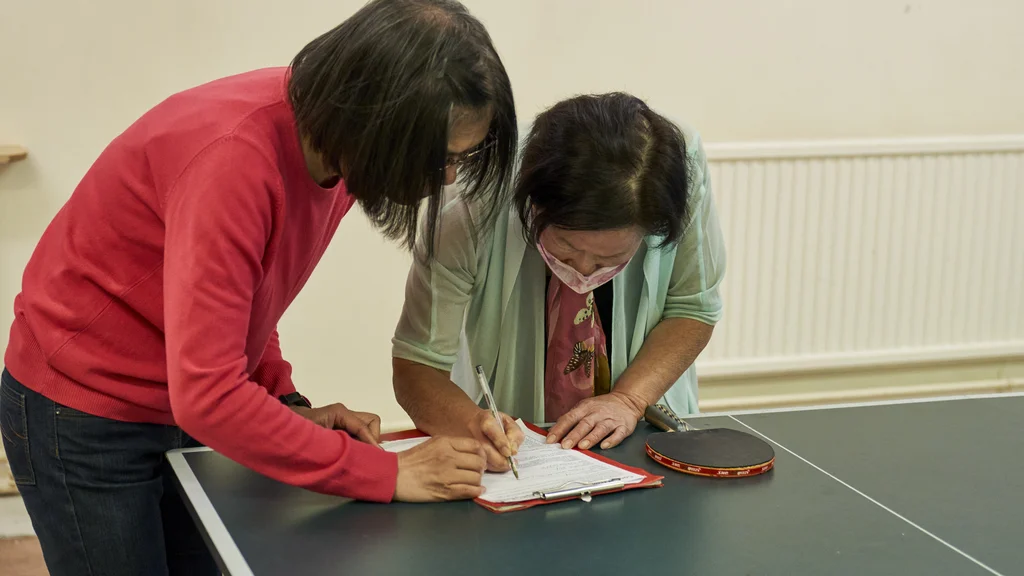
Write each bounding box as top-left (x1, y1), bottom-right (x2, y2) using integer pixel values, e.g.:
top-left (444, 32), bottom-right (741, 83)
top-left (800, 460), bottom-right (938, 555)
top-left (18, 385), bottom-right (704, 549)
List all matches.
top-left (251, 361), bottom-right (296, 398)
top-left (336, 435), bottom-right (400, 503)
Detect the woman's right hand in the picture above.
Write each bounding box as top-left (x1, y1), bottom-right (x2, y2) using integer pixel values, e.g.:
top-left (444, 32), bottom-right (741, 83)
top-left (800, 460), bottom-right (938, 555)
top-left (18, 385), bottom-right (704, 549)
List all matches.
top-left (467, 409), bottom-right (525, 472)
top-left (393, 437), bottom-right (487, 502)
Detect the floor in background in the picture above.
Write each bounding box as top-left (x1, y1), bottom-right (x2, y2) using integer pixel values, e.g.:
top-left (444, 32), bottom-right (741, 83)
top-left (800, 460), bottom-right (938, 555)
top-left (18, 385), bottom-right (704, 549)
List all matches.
top-left (0, 537), bottom-right (47, 576)
top-left (0, 495), bottom-right (35, 537)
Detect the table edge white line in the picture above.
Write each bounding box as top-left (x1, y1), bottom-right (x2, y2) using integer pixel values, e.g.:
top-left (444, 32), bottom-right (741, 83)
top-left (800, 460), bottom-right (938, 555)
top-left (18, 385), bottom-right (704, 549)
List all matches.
top-left (171, 446), bottom-right (213, 454)
top-left (166, 450), bottom-right (254, 576)
top-left (727, 416), bottom-right (1006, 576)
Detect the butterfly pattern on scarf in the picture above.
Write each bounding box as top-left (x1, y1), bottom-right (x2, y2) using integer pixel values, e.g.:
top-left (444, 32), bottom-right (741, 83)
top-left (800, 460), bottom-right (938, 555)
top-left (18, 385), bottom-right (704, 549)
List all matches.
top-left (565, 292), bottom-right (599, 377)
top-left (564, 340), bottom-right (595, 377)
top-left (574, 292), bottom-right (595, 327)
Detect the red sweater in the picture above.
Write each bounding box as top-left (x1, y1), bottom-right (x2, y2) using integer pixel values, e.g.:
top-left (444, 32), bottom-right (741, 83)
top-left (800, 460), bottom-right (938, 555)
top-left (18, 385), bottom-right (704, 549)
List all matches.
top-left (4, 68), bottom-right (398, 502)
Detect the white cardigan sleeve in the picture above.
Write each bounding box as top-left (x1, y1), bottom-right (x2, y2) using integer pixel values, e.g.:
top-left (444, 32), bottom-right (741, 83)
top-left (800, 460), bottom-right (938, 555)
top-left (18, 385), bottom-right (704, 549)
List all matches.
top-left (391, 194), bottom-right (480, 371)
top-left (662, 134), bottom-right (727, 325)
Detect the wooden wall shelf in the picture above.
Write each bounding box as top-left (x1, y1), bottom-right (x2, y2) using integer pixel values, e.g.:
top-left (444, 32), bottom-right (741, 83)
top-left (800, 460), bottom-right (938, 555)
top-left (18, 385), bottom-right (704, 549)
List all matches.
top-left (0, 146), bottom-right (28, 164)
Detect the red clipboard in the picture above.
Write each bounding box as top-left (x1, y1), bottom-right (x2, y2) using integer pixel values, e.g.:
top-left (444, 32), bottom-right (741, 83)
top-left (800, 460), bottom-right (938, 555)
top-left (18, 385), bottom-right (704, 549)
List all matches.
top-left (381, 422), bottom-right (663, 513)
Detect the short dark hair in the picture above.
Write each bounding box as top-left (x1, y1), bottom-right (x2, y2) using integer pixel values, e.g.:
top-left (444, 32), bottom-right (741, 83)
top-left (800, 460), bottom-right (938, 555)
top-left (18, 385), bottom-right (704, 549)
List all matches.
top-left (514, 93), bottom-right (692, 249)
top-left (289, 0), bottom-right (517, 251)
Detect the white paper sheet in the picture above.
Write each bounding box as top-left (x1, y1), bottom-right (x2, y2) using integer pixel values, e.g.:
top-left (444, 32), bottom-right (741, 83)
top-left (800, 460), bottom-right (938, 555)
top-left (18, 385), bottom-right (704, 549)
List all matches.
top-left (380, 419), bottom-right (645, 504)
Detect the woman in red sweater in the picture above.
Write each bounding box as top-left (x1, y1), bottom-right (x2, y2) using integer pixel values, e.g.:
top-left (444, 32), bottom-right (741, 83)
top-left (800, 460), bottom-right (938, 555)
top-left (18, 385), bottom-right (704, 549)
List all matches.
top-left (0, 1), bottom-right (516, 574)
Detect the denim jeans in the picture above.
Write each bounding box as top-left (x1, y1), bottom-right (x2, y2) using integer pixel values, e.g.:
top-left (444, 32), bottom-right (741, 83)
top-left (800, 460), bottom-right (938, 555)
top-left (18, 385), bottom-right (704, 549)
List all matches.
top-left (1, 368), bottom-right (219, 576)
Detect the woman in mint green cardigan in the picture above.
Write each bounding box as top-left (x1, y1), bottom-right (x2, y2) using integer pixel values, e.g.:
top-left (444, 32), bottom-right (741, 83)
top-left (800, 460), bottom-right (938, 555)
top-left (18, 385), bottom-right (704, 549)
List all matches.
top-left (392, 93), bottom-right (726, 472)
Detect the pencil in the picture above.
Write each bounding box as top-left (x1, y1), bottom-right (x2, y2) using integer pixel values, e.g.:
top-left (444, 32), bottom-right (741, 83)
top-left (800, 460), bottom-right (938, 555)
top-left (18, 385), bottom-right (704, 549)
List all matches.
top-left (474, 365), bottom-right (519, 479)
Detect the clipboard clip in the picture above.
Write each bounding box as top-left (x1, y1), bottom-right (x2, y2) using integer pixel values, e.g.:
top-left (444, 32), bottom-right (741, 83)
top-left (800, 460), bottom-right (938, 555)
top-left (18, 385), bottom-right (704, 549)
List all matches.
top-left (533, 478), bottom-right (626, 502)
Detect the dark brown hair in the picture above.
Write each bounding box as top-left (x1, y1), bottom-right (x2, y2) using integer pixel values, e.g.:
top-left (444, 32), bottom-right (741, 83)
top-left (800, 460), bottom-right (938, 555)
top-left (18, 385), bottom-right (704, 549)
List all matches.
top-left (289, 0), bottom-right (517, 251)
top-left (515, 93), bottom-right (692, 249)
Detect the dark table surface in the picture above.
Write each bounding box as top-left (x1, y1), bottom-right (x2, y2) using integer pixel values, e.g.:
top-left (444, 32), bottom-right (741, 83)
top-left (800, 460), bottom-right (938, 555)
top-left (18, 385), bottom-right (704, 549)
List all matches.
top-left (168, 394), bottom-right (1024, 576)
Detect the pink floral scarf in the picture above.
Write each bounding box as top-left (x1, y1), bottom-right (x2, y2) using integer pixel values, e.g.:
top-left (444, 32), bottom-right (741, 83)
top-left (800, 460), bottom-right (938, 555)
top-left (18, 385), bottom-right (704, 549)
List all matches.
top-left (542, 275), bottom-right (613, 421)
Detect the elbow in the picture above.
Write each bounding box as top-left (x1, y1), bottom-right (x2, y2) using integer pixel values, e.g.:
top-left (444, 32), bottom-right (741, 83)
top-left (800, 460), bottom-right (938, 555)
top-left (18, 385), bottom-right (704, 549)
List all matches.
top-left (392, 357), bottom-right (416, 413)
top-left (168, 374), bottom-right (213, 441)
top-left (169, 386), bottom-right (200, 435)
top-left (392, 357), bottom-right (449, 425)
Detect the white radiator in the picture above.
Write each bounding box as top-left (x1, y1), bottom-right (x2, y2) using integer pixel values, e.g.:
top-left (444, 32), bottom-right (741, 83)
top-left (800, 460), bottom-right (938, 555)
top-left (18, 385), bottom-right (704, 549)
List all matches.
top-left (697, 136), bottom-right (1024, 379)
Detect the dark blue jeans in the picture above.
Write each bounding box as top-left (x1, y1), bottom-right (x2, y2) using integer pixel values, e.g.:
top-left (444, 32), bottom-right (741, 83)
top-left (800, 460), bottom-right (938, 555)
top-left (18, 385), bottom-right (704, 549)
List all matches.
top-left (1, 369), bottom-right (219, 576)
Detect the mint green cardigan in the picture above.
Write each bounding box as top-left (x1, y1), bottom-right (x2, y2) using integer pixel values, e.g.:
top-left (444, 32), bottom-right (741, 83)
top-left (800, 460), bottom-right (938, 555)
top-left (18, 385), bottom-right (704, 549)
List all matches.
top-left (392, 127), bottom-right (726, 421)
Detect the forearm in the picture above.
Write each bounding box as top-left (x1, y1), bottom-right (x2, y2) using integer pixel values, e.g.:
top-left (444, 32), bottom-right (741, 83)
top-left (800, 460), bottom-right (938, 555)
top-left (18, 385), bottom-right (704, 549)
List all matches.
top-left (393, 358), bottom-right (483, 438)
top-left (611, 318), bottom-right (714, 413)
top-left (172, 373), bottom-right (397, 501)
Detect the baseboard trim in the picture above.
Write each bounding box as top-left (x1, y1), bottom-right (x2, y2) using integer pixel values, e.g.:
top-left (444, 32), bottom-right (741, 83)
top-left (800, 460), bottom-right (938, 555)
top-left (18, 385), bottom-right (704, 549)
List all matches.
top-left (699, 378), bottom-right (1023, 413)
top-left (696, 342), bottom-right (1024, 381)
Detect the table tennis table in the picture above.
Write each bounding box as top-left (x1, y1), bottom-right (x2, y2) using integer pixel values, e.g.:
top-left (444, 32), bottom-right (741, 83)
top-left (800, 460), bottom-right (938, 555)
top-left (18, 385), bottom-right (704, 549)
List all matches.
top-left (167, 392), bottom-right (1024, 575)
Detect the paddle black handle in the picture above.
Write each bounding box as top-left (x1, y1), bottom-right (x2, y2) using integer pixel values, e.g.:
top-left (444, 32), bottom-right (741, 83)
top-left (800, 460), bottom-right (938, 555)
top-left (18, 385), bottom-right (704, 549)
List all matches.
top-left (644, 404), bottom-right (690, 433)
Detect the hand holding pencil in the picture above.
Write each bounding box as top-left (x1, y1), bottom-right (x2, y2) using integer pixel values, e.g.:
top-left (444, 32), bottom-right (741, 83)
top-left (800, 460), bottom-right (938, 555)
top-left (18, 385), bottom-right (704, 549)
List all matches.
top-left (472, 366), bottom-right (524, 477)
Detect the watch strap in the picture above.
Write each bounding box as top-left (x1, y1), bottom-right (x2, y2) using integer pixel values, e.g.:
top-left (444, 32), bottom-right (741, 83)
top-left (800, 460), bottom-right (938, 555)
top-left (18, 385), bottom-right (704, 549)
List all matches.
top-left (279, 392), bottom-right (312, 409)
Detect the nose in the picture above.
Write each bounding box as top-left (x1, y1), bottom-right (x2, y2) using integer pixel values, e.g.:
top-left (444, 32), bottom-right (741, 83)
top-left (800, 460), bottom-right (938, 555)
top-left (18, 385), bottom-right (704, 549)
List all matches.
top-left (573, 257), bottom-right (599, 276)
top-left (443, 165), bottom-right (458, 186)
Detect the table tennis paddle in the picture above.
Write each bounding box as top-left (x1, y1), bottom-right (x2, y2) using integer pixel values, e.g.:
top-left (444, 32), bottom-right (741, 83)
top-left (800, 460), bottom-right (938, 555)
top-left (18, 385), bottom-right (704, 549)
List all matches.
top-left (643, 404), bottom-right (775, 478)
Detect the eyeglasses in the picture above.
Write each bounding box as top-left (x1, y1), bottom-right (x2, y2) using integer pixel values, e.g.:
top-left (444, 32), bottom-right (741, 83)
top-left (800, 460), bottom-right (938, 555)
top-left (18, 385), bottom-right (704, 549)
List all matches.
top-left (443, 136), bottom-right (497, 171)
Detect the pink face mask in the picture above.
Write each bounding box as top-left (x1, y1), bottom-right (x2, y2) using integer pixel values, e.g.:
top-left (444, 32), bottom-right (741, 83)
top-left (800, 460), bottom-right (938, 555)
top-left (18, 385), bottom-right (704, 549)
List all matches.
top-left (536, 241), bottom-right (631, 294)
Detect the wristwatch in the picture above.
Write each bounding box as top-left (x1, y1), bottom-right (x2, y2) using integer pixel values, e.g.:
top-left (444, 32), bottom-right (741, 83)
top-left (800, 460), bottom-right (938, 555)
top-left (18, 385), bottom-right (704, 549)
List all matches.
top-left (279, 392), bottom-right (312, 409)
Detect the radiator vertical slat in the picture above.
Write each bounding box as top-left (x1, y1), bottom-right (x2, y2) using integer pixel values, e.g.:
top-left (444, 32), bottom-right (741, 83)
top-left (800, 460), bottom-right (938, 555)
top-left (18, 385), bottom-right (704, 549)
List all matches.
top-left (814, 159), bottom-right (837, 349)
top-left (936, 156), bottom-right (958, 345)
top-left (898, 157), bottom-right (913, 348)
top-left (923, 155), bottom-right (942, 346)
top-left (1009, 157), bottom-right (1024, 336)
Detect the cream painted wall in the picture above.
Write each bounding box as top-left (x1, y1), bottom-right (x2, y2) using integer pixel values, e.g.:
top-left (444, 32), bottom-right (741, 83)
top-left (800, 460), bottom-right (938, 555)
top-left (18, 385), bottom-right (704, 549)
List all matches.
top-left (2, 0), bottom-right (1023, 429)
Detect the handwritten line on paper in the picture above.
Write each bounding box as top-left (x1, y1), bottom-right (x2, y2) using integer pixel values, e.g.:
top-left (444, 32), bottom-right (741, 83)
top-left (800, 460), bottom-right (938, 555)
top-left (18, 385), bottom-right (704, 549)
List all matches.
top-left (380, 419), bottom-right (644, 504)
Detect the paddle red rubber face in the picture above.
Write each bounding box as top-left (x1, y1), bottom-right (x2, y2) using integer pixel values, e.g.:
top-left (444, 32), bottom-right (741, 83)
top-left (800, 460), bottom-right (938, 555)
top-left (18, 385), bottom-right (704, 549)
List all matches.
top-left (645, 428), bottom-right (776, 478)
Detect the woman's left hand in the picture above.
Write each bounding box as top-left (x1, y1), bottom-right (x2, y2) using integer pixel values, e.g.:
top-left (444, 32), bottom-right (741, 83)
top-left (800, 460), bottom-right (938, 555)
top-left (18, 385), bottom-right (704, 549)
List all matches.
top-left (545, 391), bottom-right (647, 450)
top-left (291, 403), bottom-right (382, 446)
